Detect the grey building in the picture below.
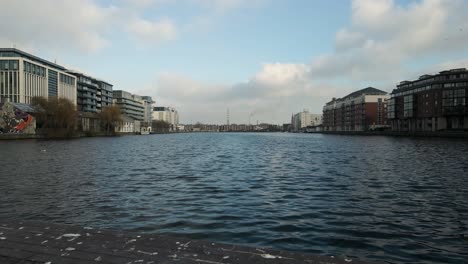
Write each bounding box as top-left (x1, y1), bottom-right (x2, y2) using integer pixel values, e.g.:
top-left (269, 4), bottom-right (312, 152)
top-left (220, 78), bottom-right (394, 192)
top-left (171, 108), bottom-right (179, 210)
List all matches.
top-left (113, 90), bottom-right (153, 122)
top-left (67, 71), bottom-right (113, 113)
top-left (141, 96), bottom-right (155, 123)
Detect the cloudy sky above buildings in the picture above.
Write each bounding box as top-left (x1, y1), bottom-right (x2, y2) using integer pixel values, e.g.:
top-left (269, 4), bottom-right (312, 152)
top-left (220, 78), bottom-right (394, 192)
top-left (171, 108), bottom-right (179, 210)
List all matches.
top-left (1, 0), bottom-right (468, 124)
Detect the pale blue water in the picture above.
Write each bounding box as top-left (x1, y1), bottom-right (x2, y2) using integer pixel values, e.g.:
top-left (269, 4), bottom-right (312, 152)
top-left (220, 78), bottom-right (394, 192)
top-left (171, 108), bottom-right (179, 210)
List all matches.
top-left (0, 133), bottom-right (467, 263)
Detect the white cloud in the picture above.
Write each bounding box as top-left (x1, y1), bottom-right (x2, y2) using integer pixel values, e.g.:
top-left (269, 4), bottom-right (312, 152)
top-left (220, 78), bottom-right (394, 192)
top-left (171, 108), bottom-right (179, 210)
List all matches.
top-left (126, 17), bottom-right (178, 45)
top-left (311, 0), bottom-right (468, 82)
top-left (0, 0), bottom-right (118, 53)
top-left (137, 63), bottom-right (337, 124)
top-left (192, 0), bottom-right (266, 13)
top-left (138, 0), bottom-right (468, 124)
top-left (124, 0), bottom-right (171, 9)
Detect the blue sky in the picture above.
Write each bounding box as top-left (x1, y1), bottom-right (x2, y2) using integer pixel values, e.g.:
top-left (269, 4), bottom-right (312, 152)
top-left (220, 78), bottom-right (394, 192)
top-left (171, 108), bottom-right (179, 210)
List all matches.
top-left (1, 0), bottom-right (468, 124)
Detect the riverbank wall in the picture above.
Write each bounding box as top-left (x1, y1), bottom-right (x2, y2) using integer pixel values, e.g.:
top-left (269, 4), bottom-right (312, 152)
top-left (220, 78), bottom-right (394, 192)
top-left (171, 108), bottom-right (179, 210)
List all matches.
top-left (308, 130), bottom-right (468, 138)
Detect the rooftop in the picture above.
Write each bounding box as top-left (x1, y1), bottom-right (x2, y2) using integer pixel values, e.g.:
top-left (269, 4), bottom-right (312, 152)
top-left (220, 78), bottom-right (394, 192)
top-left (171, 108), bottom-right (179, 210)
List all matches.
top-left (66, 70), bottom-right (113, 86)
top-left (0, 48), bottom-right (66, 71)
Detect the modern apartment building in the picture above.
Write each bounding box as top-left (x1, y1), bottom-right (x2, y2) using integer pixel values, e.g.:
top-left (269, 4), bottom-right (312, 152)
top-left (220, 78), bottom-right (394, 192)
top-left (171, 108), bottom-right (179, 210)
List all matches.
top-left (113, 90), bottom-right (153, 122)
top-left (141, 96), bottom-right (155, 123)
top-left (388, 68), bottom-right (468, 131)
top-left (152, 107), bottom-right (179, 129)
top-left (0, 48), bottom-right (77, 105)
top-left (291, 111), bottom-right (322, 132)
top-left (323, 87), bottom-right (390, 131)
top-left (67, 71), bottom-right (113, 113)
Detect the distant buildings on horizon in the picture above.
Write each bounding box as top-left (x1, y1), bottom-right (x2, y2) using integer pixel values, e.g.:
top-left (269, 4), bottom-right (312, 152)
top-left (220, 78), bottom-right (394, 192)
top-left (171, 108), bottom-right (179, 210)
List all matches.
top-left (291, 110), bottom-right (322, 132)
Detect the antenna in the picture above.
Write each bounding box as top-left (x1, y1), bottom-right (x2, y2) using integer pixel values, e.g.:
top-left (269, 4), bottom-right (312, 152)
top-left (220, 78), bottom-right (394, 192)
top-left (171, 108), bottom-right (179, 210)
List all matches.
top-left (227, 108), bottom-right (230, 128)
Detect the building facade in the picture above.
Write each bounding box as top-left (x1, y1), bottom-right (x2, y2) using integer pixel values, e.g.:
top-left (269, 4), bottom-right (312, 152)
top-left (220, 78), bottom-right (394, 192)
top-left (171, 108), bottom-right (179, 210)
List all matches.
top-left (0, 48), bottom-right (76, 105)
top-left (323, 87), bottom-right (390, 131)
top-left (388, 68), bottom-right (468, 132)
top-left (291, 111), bottom-right (322, 132)
top-left (113, 90), bottom-right (153, 122)
top-left (141, 96), bottom-right (155, 123)
top-left (67, 71), bottom-right (113, 113)
top-left (152, 107), bottom-right (179, 130)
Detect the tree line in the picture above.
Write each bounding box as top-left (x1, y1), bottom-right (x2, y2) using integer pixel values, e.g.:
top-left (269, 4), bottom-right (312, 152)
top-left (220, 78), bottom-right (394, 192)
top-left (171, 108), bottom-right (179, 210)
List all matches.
top-left (31, 96), bottom-right (122, 138)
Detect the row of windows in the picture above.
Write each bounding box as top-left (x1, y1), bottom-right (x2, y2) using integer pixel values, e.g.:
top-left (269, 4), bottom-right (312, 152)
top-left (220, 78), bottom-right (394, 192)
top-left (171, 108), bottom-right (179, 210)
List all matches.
top-left (393, 83), bottom-right (468, 97)
top-left (403, 95), bottom-right (414, 118)
top-left (387, 98), bottom-right (396, 119)
top-left (24, 61), bottom-right (46, 77)
top-left (78, 76), bottom-right (94, 85)
top-left (60, 73), bottom-right (75, 85)
top-left (0, 60), bottom-right (19, 71)
top-left (443, 89), bottom-right (466, 98)
top-left (0, 72), bottom-right (19, 99)
top-left (399, 73), bottom-right (468, 89)
top-left (48, 69), bottom-right (58, 97)
top-left (442, 98), bottom-right (466, 107)
top-left (442, 89), bottom-right (466, 107)
top-left (443, 82), bottom-right (468, 89)
top-left (100, 83), bottom-right (112, 91)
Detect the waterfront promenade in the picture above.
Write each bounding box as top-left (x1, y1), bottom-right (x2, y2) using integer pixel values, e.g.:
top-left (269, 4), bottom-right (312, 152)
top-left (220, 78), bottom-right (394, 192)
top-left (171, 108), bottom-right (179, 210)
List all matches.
top-left (0, 220), bottom-right (361, 264)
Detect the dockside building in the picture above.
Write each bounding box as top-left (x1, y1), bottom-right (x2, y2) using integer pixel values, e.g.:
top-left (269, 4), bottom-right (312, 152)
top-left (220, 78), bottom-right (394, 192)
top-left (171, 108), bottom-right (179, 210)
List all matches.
top-left (291, 111), bottom-right (322, 132)
top-left (0, 48), bottom-right (77, 105)
top-left (67, 71), bottom-right (113, 113)
top-left (322, 87), bottom-right (390, 131)
top-left (152, 107), bottom-right (179, 131)
top-left (388, 68), bottom-right (468, 131)
top-left (113, 90), bottom-right (153, 122)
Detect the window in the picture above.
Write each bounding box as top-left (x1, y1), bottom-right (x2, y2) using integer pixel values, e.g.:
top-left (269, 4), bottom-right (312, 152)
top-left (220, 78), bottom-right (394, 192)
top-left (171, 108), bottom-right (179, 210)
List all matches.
top-left (10, 61), bottom-right (18, 70)
top-left (1, 60), bottom-right (9, 70)
top-left (443, 89), bottom-right (466, 108)
top-left (404, 95), bottom-right (414, 118)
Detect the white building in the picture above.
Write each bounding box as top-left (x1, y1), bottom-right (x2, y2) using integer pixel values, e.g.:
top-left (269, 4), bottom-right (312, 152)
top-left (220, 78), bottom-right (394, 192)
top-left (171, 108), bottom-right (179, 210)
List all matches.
top-left (113, 90), bottom-right (154, 123)
top-left (291, 110), bottom-right (322, 132)
top-left (152, 107), bottom-right (179, 130)
top-left (0, 48), bottom-right (77, 105)
top-left (115, 116), bottom-right (136, 133)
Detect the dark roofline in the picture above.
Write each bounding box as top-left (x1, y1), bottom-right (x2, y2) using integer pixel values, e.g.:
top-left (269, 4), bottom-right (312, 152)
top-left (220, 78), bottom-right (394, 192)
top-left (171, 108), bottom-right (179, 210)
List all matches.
top-left (66, 70), bottom-right (113, 86)
top-left (395, 67), bottom-right (468, 91)
top-left (324, 87), bottom-right (388, 105)
top-left (341, 87), bottom-right (387, 100)
top-left (0, 48), bottom-right (67, 71)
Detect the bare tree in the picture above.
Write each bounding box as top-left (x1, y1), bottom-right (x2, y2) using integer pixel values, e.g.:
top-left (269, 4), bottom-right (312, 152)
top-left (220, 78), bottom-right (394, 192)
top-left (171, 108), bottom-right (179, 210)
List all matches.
top-left (98, 106), bottom-right (122, 136)
top-left (31, 96), bottom-right (77, 138)
top-left (152, 120), bottom-right (171, 133)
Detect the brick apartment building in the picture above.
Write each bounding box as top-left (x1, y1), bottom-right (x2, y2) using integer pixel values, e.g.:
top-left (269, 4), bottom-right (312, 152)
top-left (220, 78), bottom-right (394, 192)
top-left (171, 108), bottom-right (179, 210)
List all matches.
top-left (323, 87), bottom-right (390, 131)
top-left (388, 68), bottom-right (468, 132)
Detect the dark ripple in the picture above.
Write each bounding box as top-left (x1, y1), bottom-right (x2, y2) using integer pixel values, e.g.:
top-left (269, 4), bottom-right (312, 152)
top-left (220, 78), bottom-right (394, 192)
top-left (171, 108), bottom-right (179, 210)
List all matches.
top-left (1, 133), bottom-right (468, 264)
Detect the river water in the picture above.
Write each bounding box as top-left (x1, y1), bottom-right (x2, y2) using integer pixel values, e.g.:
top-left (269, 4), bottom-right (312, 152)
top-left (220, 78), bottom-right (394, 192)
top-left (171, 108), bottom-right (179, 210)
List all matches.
top-left (0, 133), bottom-right (467, 263)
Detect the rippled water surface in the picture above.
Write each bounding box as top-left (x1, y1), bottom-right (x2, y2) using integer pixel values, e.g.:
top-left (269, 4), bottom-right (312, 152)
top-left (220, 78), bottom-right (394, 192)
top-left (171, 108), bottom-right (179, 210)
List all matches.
top-left (1, 133), bottom-right (467, 263)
